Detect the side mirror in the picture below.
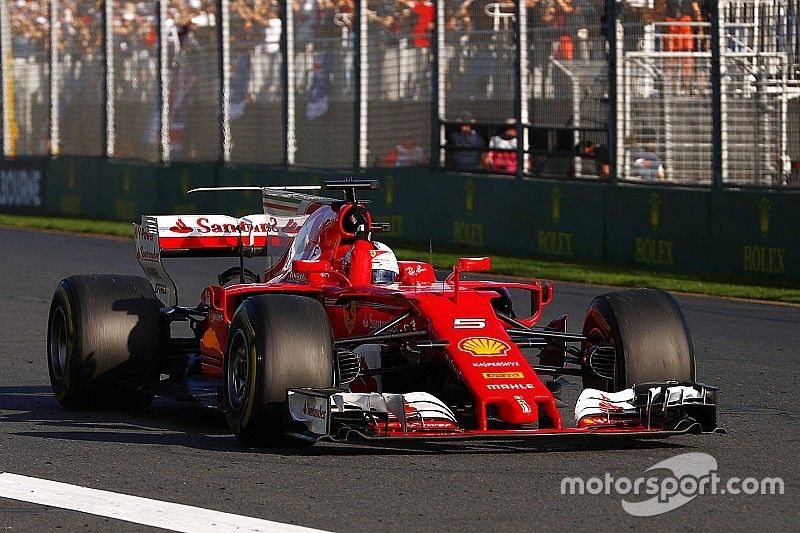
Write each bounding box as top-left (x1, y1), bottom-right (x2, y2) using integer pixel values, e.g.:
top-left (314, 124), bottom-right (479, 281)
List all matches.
top-left (457, 257), bottom-right (491, 272)
top-left (541, 280), bottom-right (553, 305)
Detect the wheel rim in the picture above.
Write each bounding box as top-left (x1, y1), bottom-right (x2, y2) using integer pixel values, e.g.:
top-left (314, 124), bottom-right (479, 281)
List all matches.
top-left (49, 307), bottom-right (68, 380)
top-left (227, 330), bottom-right (251, 411)
top-left (583, 327), bottom-right (615, 391)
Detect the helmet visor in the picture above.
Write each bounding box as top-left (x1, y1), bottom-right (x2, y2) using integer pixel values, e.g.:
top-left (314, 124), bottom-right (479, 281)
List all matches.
top-left (372, 269), bottom-right (397, 284)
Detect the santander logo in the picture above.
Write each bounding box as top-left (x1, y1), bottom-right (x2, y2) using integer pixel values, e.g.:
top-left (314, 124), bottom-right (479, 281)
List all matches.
top-left (169, 218), bottom-right (193, 234)
top-left (163, 216), bottom-right (299, 236)
top-left (302, 400), bottom-right (327, 420)
top-left (283, 219), bottom-right (300, 234)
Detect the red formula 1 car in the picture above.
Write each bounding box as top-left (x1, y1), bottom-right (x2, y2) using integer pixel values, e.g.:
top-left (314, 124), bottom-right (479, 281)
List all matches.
top-left (47, 180), bottom-right (722, 446)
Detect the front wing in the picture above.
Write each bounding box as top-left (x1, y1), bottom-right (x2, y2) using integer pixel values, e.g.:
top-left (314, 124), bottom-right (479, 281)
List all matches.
top-left (285, 382), bottom-right (724, 445)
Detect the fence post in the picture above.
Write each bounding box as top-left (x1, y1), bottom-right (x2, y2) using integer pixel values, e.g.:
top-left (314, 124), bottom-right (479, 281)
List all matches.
top-left (710, 0), bottom-right (723, 189)
top-left (436, 0), bottom-right (447, 169)
top-left (156, 0), bottom-right (170, 163)
top-left (356, 0), bottom-right (368, 170)
top-left (218, 0), bottom-right (230, 163)
top-left (50, 0), bottom-right (60, 156)
top-left (431, 0), bottom-right (441, 171)
top-left (515, 0), bottom-right (528, 179)
top-left (104, 0), bottom-right (114, 157)
top-left (285, 0), bottom-right (295, 166)
top-left (0, 0), bottom-right (9, 156)
top-left (606, 0), bottom-right (618, 183)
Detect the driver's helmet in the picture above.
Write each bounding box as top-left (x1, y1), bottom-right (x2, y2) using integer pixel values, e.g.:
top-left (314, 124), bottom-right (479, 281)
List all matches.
top-left (369, 241), bottom-right (399, 284)
top-left (343, 241), bottom-right (399, 284)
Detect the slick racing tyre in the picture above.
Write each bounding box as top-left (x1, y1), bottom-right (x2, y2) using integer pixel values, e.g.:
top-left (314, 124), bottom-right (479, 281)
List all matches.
top-left (47, 275), bottom-right (163, 409)
top-left (223, 295), bottom-right (334, 446)
top-left (581, 288), bottom-right (695, 392)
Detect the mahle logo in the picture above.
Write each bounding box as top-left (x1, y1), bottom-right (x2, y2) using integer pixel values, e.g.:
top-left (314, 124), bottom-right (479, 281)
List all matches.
top-left (758, 196), bottom-right (771, 238)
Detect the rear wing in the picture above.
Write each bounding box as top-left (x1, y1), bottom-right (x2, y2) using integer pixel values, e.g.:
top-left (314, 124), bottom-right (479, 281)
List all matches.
top-left (134, 213), bottom-right (306, 306)
top-left (189, 180), bottom-right (378, 217)
top-left (135, 180), bottom-right (378, 305)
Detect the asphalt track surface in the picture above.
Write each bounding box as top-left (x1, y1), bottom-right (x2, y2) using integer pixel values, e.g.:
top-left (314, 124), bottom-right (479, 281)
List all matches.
top-left (0, 227), bottom-right (797, 532)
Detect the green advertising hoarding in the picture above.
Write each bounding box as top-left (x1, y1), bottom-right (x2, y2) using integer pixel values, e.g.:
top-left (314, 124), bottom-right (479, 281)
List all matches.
top-left (710, 190), bottom-right (800, 278)
top-left (368, 170), bottom-right (606, 263)
top-left (605, 184), bottom-right (711, 273)
top-left (4, 156), bottom-right (799, 281)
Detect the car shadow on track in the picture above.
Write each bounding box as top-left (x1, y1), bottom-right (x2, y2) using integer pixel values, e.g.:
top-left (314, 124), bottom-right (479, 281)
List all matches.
top-left (1, 386), bottom-right (693, 456)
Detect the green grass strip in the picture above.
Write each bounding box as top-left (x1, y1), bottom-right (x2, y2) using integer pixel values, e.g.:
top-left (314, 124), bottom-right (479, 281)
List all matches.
top-left (2, 214), bottom-right (798, 304)
top-left (0, 214), bottom-right (134, 237)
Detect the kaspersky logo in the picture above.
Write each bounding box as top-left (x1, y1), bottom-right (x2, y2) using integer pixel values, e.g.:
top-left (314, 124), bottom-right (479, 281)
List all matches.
top-left (458, 337), bottom-right (510, 357)
top-left (169, 218), bottom-right (193, 234)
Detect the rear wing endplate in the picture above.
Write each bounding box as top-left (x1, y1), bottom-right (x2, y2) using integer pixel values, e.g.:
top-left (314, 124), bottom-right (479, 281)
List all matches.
top-left (134, 212), bottom-right (307, 306)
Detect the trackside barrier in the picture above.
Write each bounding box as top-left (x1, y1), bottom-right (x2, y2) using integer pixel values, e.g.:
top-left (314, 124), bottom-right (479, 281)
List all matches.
top-left (605, 185), bottom-right (711, 274)
top-left (710, 191), bottom-right (799, 279)
top-left (1, 157), bottom-right (798, 281)
top-left (0, 157), bottom-right (46, 215)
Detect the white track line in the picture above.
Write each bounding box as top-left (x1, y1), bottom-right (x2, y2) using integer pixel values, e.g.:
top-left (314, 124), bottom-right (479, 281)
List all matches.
top-left (0, 473), bottom-right (330, 533)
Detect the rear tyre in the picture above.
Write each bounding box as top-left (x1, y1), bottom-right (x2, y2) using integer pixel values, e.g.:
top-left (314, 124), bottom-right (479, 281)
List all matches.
top-left (47, 275), bottom-right (163, 409)
top-left (581, 288), bottom-right (695, 392)
top-left (223, 295), bottom-right (334, 446)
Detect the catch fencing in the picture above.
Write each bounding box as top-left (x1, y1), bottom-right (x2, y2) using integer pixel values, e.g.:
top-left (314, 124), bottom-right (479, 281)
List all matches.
top-left (0, 0), bottom-right (798, 188)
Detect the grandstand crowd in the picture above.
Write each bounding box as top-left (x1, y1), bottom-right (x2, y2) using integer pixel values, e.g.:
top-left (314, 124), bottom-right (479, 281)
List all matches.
top-left (3, 1), bottom-right (799, 181)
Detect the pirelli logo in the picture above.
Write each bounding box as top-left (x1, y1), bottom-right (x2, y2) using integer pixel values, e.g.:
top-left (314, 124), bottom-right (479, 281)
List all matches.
top-left (482, 372), bottom-right (525, 379)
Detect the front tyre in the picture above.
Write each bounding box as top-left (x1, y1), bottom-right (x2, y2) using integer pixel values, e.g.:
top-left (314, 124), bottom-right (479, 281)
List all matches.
top-left (581, 288), bottom-right (695, 392)
top-left (223, 295), bottom-right (334, 446)
top-left (47, 275), bottom-right (163, 409)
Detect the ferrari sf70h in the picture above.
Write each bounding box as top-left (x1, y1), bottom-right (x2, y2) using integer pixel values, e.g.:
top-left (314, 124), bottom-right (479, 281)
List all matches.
top-left (47, 180), bottom-right (723, 446)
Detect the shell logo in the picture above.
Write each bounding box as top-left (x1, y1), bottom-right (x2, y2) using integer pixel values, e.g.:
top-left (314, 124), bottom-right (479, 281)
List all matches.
top-left (458, 337), bottom-right (510, 357)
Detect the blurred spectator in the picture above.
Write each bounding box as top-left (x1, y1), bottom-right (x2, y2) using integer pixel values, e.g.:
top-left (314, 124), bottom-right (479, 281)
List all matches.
top-left (544, 0), bottom-right (576, 95)
top-left (381, 132), bottom-right (425, 167)
top-left (543, 0), bottom-right (576, 60)
top-left (627, 133), bottom-right (665, 181)
top-left (483, 119), bottom-right (518, 174)
top-left (664, 0), bottom-right (697, 92)
top-left (447, 111), bottom-right (486, 171)
top-left (397, 0), bottom-right (434, 99)
top-left (577, 139), bottom-right (610, 180)
top-left (528, 0), bottom-right (552, 98)
top-left (460, 0), bottom-right (496, 98)
top-left (367, 0), bottom-right (399, 100)
top-left (248, 2), bottom-right (283, 98)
